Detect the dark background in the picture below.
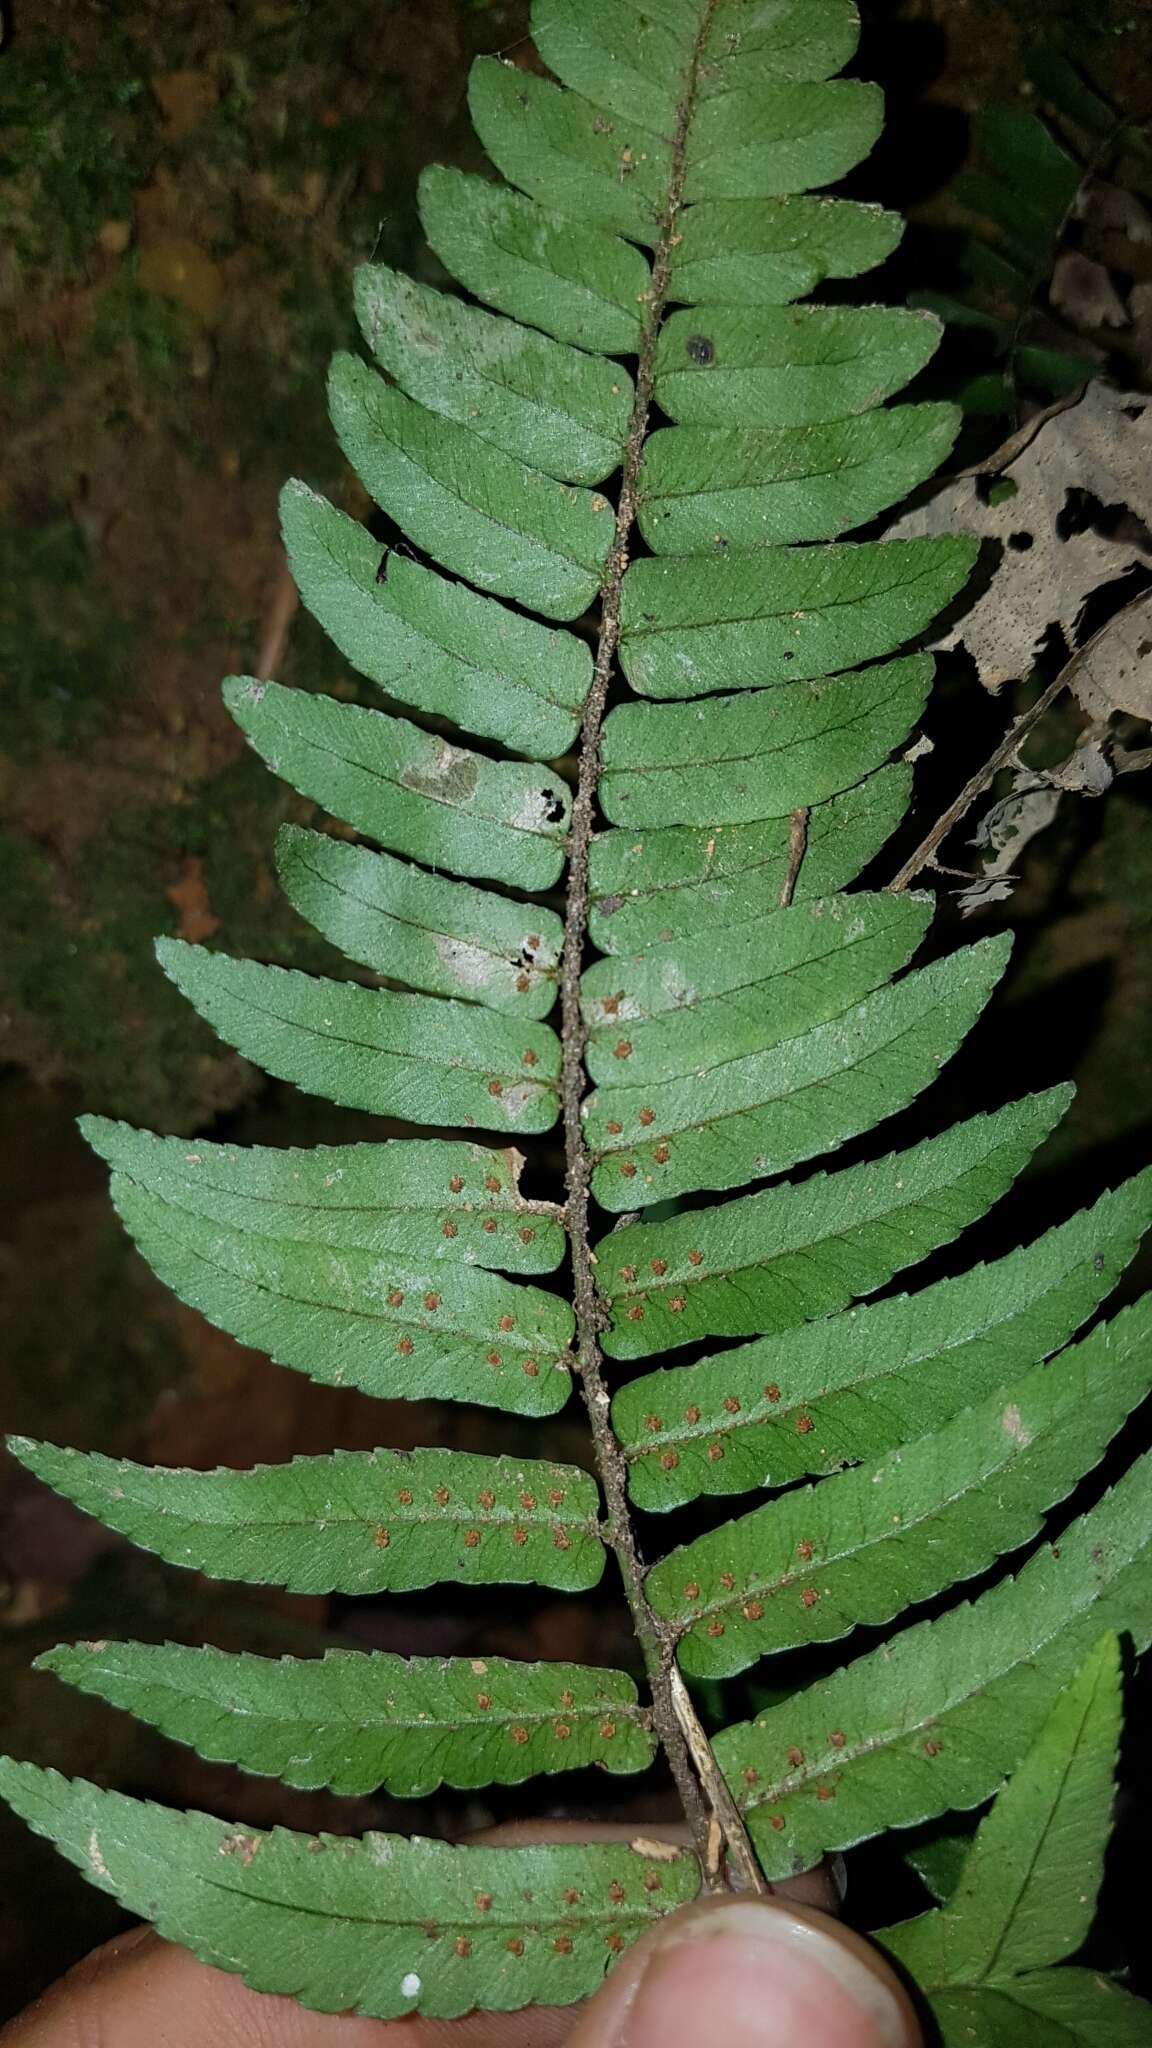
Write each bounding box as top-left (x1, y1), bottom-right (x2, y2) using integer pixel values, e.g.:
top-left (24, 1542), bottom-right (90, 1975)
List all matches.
top-left (2, 0), bottom-right (1152, 2023)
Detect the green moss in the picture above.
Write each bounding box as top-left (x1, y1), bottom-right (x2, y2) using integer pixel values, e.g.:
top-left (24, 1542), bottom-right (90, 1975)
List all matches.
top-left (0, 522), bottom-right (135, 760)
top-left (0, 32), bottom-right (156, 279)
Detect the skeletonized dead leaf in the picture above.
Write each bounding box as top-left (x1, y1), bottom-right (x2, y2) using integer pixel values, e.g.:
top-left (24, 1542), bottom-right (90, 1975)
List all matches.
top-left (889, 385), bottom-right (1152, 690)
top-left (1068, 590), bottom-right (1152, 722)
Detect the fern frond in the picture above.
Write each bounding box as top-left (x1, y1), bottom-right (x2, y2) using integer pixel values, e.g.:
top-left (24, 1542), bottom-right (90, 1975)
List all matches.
top-left (4, 0), bottom-right (1150, 2022)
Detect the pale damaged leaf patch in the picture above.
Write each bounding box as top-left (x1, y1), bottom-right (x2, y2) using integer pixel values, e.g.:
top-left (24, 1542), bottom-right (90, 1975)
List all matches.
top-left (889, 385), bottom-right (1152, 690)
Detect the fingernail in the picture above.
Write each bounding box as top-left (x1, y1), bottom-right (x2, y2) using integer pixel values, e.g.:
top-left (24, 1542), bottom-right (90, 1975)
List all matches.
top-left (592, 1900), bottom-right (917, 2048)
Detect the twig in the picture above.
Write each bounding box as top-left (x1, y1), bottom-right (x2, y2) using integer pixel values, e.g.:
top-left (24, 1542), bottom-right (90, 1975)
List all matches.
top-left (557, 0), bottom-right (766, 1899)
top-left (887, 606), bottom-right (1134, 893)
top-left (777, 807), bottom-right (809, 908)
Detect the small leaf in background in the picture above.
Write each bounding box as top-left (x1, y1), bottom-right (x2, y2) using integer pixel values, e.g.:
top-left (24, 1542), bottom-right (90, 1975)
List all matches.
top-left (879, 1635), bottom-right (1139, 2043)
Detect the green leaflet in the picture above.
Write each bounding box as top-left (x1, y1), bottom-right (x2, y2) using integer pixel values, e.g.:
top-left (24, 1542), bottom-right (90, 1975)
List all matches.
top-left (418, 167), bottom-right (647, 355)
top-left (599, 657), bottom-right (933, 824)
top-left (650, 1303), bottom-right (1152, 1677)
top-left (225, 679), bottom-right (570, 893)
top-left (7, 1441), bottom-right (604, 1596)
top-left (532, 0), bottom-right (864, 133)
top-left (618, 541), bottom-right (979, 697)
top-left (713, 1451), bottom-right (1152, 1876)
top-left (39, 1645), bottom-right (655, 1797)
top-left (681, 81), bottom-right (884, 204)
top-left (103, 1176), bottom-right (575, 1419)
top-left (881, 1635), bottom-right (1121, 1988)
top-left (0, 1766), bottom-right (698, 2020)
top-left (468, 60), bottom-right (671, 245)
top-left (530, 0), bottom-right (704, 134)
top-left (616, 1171), bottom-right (1152, 1510)
top-left (469, 57), bottom-right (882, 234)
top-left (354, 264), bottom-right (632, 485)
top-left (879, 1639), bottom-right (1147, 2043)
top-left (636, 405), bottom-right (959, 551)
top-left (702, 0), bottom-right (861, 90)
top-left (156, 943), bottom-right (561, 1135)
top-left (328, 352), bottom-right (614, 622)
top-left (582, 890), bottom-right (934, 1083)
top-left (589, 762), bottom-right (912, 954)
top-left (80, 1119), bottom-right (565, 1274)
top-left (279, 484), bottom-right (591, 758)
top-left (599, 1089), bottom-right (1071, 1360)
top-left (653, 305), bottom-right (943, 426)
top-left (667, 197), bottom-right (903, 308)
top-left (588, 934), bottom-right (1013, 1210)
top-left (906, 1830), bottom-right (972, 1908)
top-left (277, 827), bottom-right (563, 1021)
top-left (925, 1972), bottom-right (1152, 2046)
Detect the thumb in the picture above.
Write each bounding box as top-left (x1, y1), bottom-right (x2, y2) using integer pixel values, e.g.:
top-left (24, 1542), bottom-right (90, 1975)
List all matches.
top-left (566, 1896), bottom-right (922, 2048)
